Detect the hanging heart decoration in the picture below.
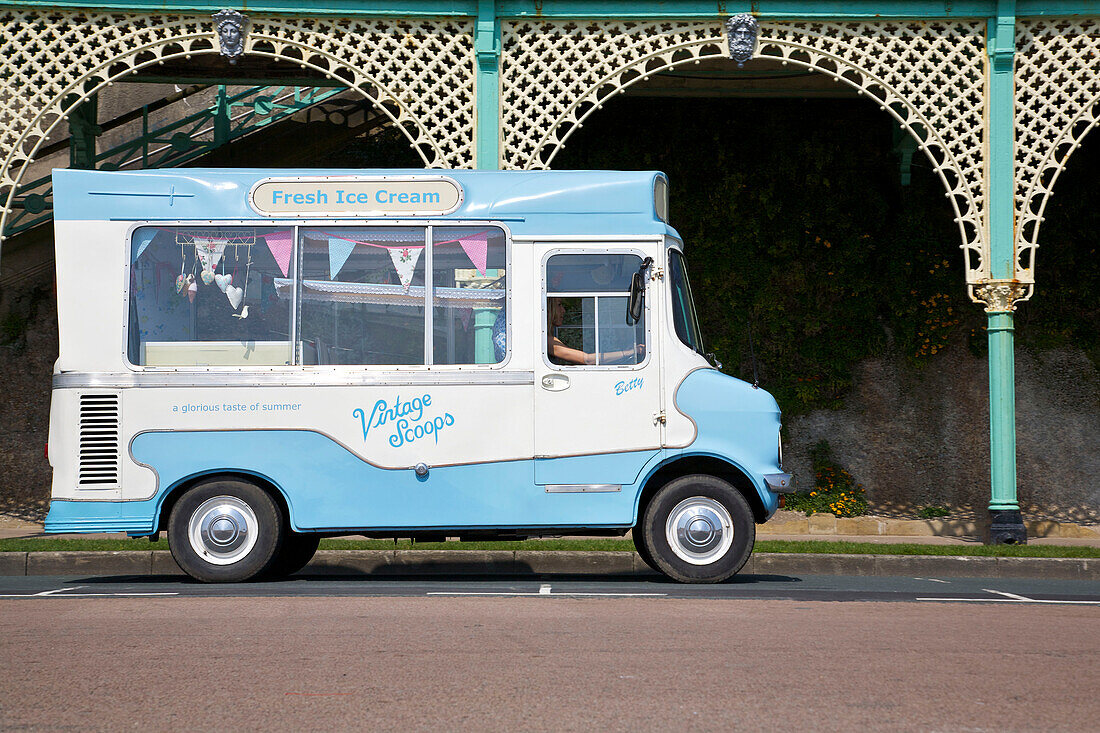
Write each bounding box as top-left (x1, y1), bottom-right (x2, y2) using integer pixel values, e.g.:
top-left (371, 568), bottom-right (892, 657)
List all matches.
top-left (226, 284), bottom-right (244, 310)
top-left (215, 273), bottom-right (232, 293)
top-left (200, 268), bottom-right (216, 286)
top-left (187, 280), bottom-right (198, 303)
top-left (175, 273), bottom-right (186, 293)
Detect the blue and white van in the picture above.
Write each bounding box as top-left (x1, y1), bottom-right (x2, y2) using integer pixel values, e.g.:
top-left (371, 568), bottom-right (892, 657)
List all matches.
top-left (45, 168), bottom-right (791, 583)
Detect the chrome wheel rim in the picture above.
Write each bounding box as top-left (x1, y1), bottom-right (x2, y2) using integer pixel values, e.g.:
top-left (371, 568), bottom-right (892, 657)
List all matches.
top-left (665, 497), bottom-right (734, 566)
top-left (187, 496), bottom-right (258, 566)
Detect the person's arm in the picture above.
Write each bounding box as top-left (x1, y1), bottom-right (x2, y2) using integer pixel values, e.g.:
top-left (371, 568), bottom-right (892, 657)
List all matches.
top-left (549, 337), bottom-right (644, 366)
top-left (548, 336), bottom-right (595, 365)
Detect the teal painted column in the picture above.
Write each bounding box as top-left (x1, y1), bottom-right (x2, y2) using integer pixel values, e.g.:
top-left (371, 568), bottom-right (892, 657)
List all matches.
top-left (473, 308), bottom-right (497, 363)
top-left (983, 1), bottom-right (1027, 543)
top-left (474, 0), bottom-right (501, 169)
top-left (213, 85), bottom-right (231, 147)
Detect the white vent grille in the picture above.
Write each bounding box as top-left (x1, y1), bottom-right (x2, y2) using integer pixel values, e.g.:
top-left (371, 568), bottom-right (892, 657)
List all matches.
top-left (77, 393), bottom-right (120, 487)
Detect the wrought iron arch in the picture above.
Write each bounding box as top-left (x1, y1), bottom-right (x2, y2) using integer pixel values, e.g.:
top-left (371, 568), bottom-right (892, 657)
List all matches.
top-left (500, 18), bottom-right (988, 284)
top-left (1013, 17), bottom-right (1100, 293)
top-left (0, 9), bottom-right (476, 238)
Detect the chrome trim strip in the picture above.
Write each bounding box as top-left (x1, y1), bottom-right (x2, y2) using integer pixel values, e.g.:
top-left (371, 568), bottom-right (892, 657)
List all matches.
top-left (54, 371), bottom-right (535, 389)
top-left (544, 484), bottom-right (622, 493)
top-left (512, 235), bottom-right (665, 242)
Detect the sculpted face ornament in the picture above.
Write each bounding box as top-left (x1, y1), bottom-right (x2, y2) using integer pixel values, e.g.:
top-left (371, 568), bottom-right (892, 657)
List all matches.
top-left (725, 14), bottom-right (759, 68)
top-left (213, 9), bottom-right (248, 64)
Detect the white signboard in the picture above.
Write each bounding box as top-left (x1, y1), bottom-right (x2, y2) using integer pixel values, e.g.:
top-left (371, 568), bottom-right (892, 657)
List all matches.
top-left (250, 176), bottom-right (463, 217)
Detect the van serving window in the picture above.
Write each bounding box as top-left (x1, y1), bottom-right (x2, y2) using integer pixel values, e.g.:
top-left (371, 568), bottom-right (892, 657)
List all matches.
top-left (545, 253), bottom-right (645, 367)
top-left (128, 226), bottom-right (293, 367)
top-left (127, 224), bottom-right (507, 367)
top-left (297, 227), bottom-right (428, 365)
top-left (297, 226), bottom-right (506, 366)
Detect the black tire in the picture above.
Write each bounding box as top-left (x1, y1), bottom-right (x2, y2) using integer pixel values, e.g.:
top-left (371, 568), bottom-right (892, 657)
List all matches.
top-left (631, 528), bottom-right (659, 573)
top-left (168, 477), bottom-right (285, 583)
top-left (266, 532), bottom-right (321, 578)
top-left (641, 474), bottom-right (755, 584)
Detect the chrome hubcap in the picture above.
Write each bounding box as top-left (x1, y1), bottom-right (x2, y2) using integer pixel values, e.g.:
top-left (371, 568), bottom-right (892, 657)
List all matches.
top-left (187, 496), bottom-right (258, 566)
top-left (665, 497), bottom-right (734, 565)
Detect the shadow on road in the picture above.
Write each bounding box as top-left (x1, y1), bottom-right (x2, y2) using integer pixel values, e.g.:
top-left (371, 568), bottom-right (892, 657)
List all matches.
top-left (71, 570), bottom-right (803, 587)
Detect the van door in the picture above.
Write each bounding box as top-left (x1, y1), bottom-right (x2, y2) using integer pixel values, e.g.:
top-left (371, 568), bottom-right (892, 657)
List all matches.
top-left (533, 248), bottom-right (662, 487)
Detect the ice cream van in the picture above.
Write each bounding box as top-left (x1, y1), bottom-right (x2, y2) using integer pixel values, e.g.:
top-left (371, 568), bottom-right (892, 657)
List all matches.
top-left (45, 168), bottom-right (792, 583)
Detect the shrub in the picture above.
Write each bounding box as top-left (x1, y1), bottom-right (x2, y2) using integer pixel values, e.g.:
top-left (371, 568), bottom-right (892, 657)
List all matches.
top-left (784, 440), bottom-right (868, 517)
top-left (917, 505), bottom-right (951, 519)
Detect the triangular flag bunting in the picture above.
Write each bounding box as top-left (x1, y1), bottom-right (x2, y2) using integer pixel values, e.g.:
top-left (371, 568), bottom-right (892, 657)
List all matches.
top-left (263, 230), bottom-right (293, 277)
top-left (133, 231), bottom-right (156, 262)
top-left (194, 237), bottom-right (226, 274)
top-left (457, 232), bottom-right (489, 275)
top-left (389, 246), bottom-right (423, 293)
top-left (328, 237), bottom-right (356, 279)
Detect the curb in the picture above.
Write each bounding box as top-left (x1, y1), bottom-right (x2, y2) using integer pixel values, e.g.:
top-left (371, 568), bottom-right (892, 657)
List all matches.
top-left (0, 550), bottom-right (1095, 580)
top-left (759, 515), bottom-right (1100, 540)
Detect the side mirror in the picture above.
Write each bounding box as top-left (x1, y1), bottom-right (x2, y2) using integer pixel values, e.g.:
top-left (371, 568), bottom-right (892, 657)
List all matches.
top-left (627, 272), bottom-right (644, 325)
top-left (627, 258), bottom-right (653, 325)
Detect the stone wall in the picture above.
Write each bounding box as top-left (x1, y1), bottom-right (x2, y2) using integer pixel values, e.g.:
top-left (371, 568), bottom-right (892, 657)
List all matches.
top-left (0, 276), bottom-right (56, 519)
top-left (786, 341), bottom-right (1100, 523)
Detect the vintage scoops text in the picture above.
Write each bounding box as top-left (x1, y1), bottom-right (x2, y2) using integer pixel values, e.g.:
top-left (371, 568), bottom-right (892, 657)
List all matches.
top-left (353, 394), bottom-right (456, 448)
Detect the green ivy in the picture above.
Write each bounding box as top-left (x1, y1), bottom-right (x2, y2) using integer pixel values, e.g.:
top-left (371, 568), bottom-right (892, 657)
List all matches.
top-left (554, 98), bottom-right (984, 413)
top-left (784, 440), bottom-right (869, 517)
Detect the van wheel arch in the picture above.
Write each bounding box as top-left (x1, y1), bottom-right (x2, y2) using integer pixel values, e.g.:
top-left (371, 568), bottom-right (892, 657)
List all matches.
top-left (156, 471), bottom-right (291, 535)
top-left (636, 456), bottom-right (767, 528)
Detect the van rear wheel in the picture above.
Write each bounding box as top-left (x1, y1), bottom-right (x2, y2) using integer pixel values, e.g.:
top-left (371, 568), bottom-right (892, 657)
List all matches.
top-left (641, 475), bottom-right (755, 583)
top-left (168, 477), bottom-right (284, 583)
top-left (631, 529), bottom-right (659, 573)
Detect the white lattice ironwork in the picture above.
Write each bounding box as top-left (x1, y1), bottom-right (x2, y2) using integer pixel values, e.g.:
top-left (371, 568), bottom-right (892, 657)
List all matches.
top-left (0, 9), bottom-right (475, 237)
top-left (1014, 18), bottom-right (1100, 288)
top-left (501, 19), bottom-right (988, 282)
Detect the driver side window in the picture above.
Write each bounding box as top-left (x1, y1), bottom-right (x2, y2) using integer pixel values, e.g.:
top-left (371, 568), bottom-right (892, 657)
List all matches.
top-left (545, 253), bottom-right (645, 367)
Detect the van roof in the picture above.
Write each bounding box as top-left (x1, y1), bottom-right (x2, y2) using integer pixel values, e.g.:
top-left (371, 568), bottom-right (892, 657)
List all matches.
top-left (51, 168), bottom-right (680, 239)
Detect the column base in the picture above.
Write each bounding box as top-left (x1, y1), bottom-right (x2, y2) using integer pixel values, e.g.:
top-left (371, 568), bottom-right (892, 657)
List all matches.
top-left (987, 509), bottom-right (1027, 545)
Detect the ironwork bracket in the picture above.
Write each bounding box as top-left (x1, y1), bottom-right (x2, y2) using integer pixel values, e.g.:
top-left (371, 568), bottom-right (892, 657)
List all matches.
top-left (971, 279), bottom-right (1031, 312)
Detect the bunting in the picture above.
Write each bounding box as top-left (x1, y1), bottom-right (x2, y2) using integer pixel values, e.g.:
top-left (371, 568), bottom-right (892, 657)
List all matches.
top-left (132, 230), bottom-right (157, 262)
top-left (388, 246), bottom-right (424, 293)
top-left (263, 230), bottom-right (293, 277)
top-left (328, 237), bottom-right (357, 278)
top-left (194, 237), bottom-right (226, 283)
top-left (304, 229), bottom-right (490, 285)
top-left (456, 232), bottom-right (489, 275)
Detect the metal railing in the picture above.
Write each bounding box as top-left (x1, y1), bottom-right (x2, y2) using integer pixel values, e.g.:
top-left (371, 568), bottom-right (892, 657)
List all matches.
top-left (5, 85), bottom-right (346, 238)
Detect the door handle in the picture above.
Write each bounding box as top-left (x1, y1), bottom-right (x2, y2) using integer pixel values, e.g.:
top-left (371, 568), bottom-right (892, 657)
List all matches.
top-left (541, 373), bottom-right (570, 391)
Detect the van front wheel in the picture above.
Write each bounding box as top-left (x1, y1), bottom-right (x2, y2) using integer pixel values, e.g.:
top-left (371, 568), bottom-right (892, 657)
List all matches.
top-left (641, 475), bottom-right (755, 583)
top-left (266, 532), bottom-right (321, 578)
top-left (168, 478), bottom-right (284, 583)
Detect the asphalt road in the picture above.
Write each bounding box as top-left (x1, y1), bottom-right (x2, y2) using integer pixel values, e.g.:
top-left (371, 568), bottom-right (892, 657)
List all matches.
top-left (0, 572), bottom-right (1098, 602)
top-left (2, 574), bottom-right (1098, 731)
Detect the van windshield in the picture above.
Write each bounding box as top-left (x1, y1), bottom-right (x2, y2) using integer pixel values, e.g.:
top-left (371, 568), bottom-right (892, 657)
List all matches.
top-left (668, 249), bottom-right (705, 355)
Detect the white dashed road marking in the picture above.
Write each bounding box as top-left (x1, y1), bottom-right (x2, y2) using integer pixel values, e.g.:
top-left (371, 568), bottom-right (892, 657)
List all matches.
top-left (0, 586), bottom-right (178, 598)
